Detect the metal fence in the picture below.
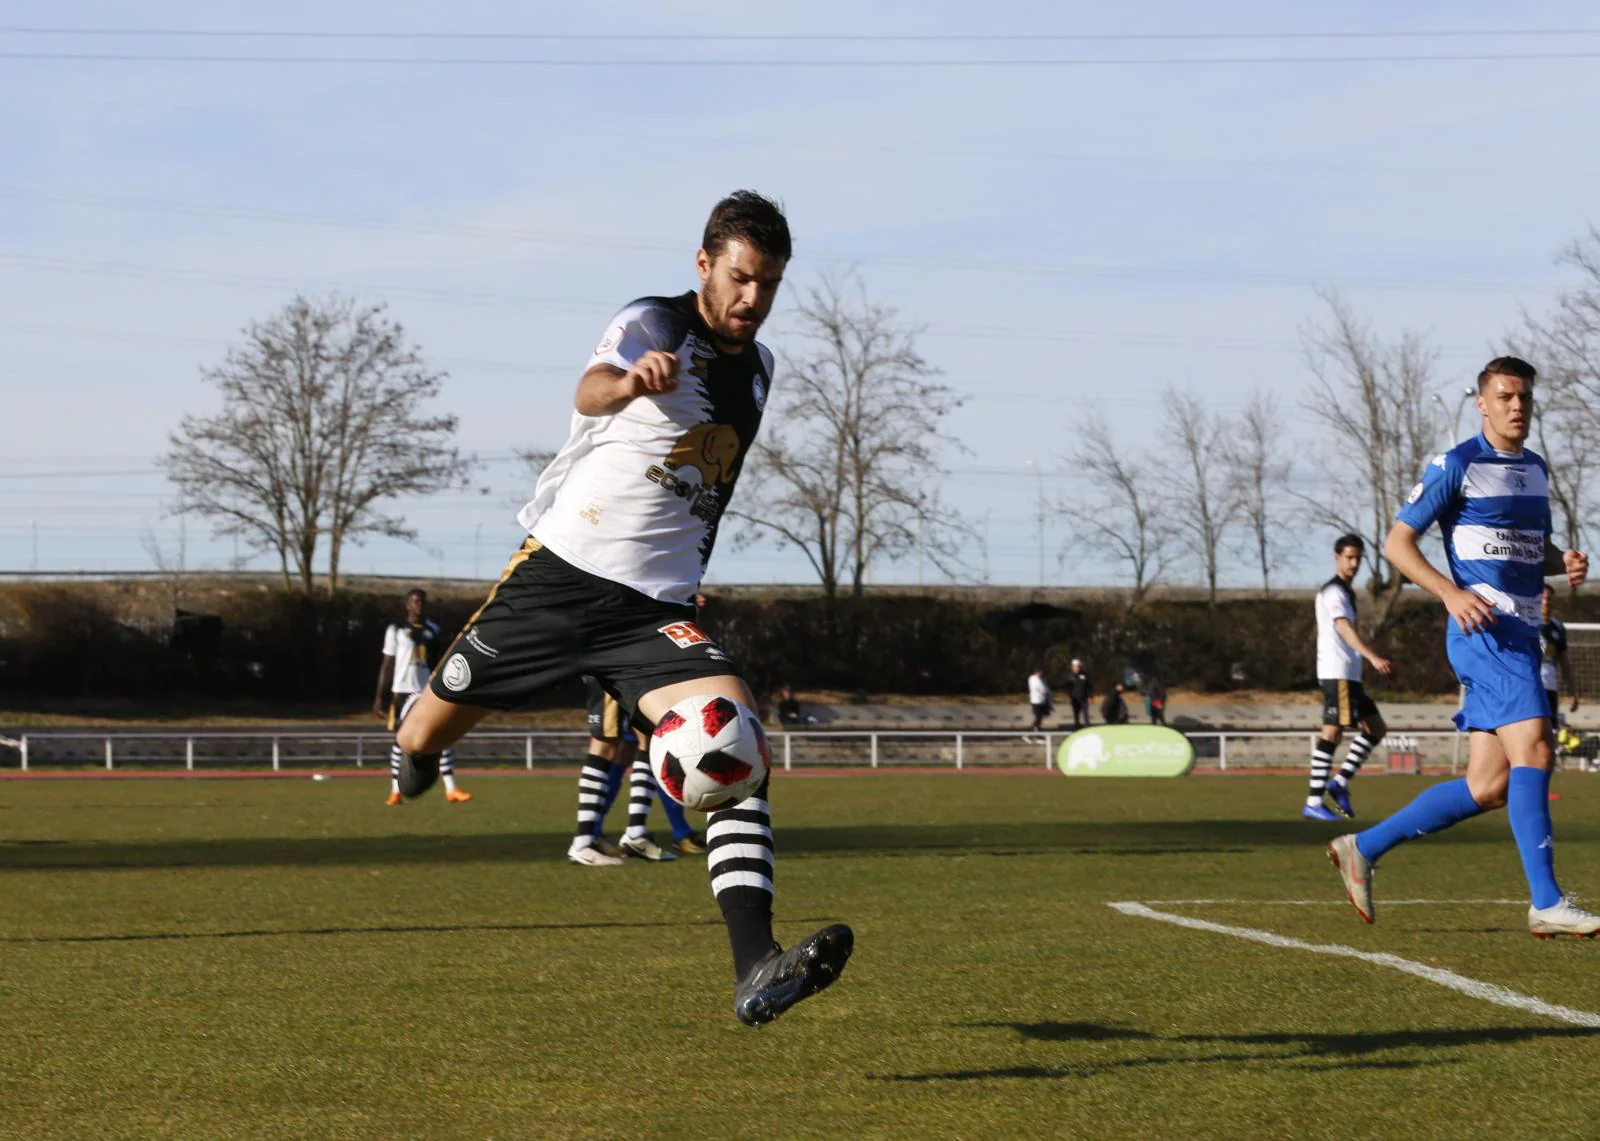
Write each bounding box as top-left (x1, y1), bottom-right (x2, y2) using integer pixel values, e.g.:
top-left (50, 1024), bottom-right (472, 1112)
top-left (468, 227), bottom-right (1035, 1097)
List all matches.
top-left (0, 728), bottom-right (1470, 774)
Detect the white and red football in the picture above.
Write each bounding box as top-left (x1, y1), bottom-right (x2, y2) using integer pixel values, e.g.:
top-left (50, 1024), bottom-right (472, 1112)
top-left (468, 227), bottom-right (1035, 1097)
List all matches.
top-left (649, 694), bottom-right (770, 811)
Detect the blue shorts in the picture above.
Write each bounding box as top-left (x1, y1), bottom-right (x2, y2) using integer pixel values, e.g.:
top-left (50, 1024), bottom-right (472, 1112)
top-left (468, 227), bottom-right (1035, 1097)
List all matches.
top-left (1447, 623), bottom-right (1549, 733)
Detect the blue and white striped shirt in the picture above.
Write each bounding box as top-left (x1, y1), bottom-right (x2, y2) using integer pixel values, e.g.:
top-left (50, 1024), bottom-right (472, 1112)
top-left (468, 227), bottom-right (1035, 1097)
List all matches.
top-left (1395, 434), bottom-right (1552, 634)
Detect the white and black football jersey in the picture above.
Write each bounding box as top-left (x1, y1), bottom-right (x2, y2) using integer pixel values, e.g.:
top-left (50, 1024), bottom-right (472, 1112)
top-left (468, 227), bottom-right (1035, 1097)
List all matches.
top-left (519, 293), bottom-right (774, 603)
top-left (1315, 576), bottom-right (1363, 682)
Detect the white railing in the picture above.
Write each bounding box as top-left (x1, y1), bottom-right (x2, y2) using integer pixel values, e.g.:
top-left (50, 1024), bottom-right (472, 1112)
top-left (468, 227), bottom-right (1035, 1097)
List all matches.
top-left (0, 728), bottom-right (1471, 774)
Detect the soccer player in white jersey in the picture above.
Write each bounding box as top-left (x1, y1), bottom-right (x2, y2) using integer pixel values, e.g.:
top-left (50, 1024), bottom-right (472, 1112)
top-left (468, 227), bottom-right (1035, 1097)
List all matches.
top-left (373, 588), bottom-right (468, 806)
top-left (391, 192), bottom-right (852, 1023)
top-left (1329, 357), bottom-right (1600, 938)
top-left (1303, 534), bottom-right (1392, 821)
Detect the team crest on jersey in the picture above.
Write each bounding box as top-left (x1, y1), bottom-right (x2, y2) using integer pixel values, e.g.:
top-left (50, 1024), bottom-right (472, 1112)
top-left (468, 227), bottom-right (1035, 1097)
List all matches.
top-left (441, 654), bottom-right (472, 692)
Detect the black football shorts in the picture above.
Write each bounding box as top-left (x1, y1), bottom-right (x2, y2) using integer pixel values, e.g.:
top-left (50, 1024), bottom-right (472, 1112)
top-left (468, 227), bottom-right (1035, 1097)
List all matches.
top-left (429, 539), bottom-right (741, 724)
top-left (585, 675), bottom-right (633, 741)
top-left (1320, 678), bottom-right (1380, 728)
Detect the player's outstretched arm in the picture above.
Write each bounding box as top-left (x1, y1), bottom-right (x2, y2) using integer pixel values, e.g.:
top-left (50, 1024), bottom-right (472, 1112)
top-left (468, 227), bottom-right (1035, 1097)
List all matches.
top-left (1384, 520), bottom-right (1497, 635)
top-left (574, 352), bottom-right (679, 416)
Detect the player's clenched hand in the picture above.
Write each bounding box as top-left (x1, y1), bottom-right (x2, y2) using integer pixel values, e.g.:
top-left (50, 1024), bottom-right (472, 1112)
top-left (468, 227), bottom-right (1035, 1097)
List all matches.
top-left (624, 350), bottom-right (679, 398)
top-left (1564, 548), bottom-right (1588, 589)
top-left (1445, 586), bottom-right (1496, 635)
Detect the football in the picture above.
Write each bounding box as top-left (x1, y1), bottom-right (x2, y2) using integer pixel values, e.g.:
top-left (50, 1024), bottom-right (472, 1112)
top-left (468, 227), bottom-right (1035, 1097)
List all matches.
top-left (649, 694), bottom-right (770, 811)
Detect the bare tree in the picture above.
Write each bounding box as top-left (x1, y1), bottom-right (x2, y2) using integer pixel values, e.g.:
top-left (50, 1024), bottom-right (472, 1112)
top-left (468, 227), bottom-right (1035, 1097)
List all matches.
top-left (1160, 389), bottom-right (1234, 604)
top-left (734, 272), bottom-right (969, 598)
top-left (1064, 413), bottom-right (1172, 604)
top-left (1513, 229), bottom-right (1600, 555)
top-left (1299, 289), bottom-right (1439, 625)
top-left (1225, 390), bottom-right (1292, 593)
top-left (165, 295), bottom-right (469, 593)
top-left (139, 509), bottom-right (188, 616)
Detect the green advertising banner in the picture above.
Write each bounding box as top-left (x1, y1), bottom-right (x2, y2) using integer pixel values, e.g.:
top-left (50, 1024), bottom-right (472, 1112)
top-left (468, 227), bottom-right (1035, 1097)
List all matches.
top-left (1056, 725), bottom-right (1195, 778)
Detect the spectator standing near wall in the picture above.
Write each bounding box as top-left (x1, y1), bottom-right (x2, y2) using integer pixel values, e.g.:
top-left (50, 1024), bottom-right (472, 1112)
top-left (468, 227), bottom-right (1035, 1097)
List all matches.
top-left (1101, 682), bottom-right (1130, 725)
top-left (1027, 668), bottom-right (1053, 731)
top-left (1067, 659), bottom-right (1092, 728)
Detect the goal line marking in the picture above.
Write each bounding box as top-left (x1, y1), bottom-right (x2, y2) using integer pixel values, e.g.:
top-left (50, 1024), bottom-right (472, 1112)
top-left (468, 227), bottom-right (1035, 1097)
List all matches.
top-left (1108, 900), bottom-right (1600, 1029)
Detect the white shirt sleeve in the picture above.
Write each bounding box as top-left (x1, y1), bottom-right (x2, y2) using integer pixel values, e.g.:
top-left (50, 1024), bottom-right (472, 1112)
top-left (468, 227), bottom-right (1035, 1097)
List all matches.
top-left (381, 624), bottom-right (397, 657)
top-left (1320, 584), bottom-right (1357, 626)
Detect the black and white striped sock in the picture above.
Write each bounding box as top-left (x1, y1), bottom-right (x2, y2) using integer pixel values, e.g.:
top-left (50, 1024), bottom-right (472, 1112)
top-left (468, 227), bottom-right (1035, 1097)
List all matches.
top-left (707, 779), bottom-right (775, 980)
top-left (439, 746), bottom-right (458, 793)
top-left (1308, 740), bottom-right (1337, 805)
top-left (388, 744), bottom-right (402, 794)
top-left (626, 758), bottom-right (655, 839)
top-left (1334, 734), bottom-right (1377, 786)
top-left (573, 759), bottom-right (612, 850)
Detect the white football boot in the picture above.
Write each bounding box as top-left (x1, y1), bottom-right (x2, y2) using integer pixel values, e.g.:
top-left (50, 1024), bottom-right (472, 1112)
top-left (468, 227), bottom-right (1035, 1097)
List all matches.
top-left (566, 840), bottom-right (623, 867)
top-left (1529, 896), bottom-right (1600, 939)
top-left (1327, 834), bottom-right (1375, 924)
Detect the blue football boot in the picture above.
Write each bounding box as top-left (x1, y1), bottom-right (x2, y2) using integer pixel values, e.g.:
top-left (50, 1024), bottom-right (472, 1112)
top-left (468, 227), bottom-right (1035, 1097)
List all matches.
top-left (1325, 781), bottom-right (1355, 819)
top-left (1302, 801), bottom-right (1341, 822)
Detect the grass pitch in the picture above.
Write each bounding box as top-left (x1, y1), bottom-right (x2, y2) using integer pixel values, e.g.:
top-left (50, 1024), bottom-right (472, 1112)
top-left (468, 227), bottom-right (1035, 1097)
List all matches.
top-left (3, 771), bottom-right (1599, 1140)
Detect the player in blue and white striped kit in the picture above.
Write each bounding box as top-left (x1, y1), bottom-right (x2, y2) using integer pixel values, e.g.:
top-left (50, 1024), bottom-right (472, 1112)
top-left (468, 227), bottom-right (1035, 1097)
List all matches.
top-left (1328, 357), bottom-right (1600, 938)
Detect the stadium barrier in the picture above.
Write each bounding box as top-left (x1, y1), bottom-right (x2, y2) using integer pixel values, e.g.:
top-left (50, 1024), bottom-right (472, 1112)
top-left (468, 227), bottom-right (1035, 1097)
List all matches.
top-left (1, 728), bottom-right (1479, 774)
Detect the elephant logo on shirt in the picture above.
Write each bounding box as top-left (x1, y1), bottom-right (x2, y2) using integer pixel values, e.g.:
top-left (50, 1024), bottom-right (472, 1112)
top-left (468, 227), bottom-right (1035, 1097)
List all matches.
top-left (664, 424), bottom-right (742, 487)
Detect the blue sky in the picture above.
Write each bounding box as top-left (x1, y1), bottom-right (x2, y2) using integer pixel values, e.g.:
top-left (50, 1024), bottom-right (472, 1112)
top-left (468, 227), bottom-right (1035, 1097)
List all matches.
top-left (4, 2), bottom-right (1600, 589)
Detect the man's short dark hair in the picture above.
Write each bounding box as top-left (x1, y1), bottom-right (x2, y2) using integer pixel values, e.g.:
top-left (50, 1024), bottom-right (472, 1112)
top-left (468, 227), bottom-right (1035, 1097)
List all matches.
top-left (702, 191), bottom-right (792, 262)
top-left (1334, 533), bottom-right (1365, 556)
top-left (1478, 356), bottom-right (1537, 393)
top-left (1543, 583), bottom-right (1554, 597)
top-left (406, 588), bottom-right (426, 601)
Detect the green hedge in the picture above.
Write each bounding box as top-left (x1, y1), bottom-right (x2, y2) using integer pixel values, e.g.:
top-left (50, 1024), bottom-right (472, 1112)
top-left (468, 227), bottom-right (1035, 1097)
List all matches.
top-left (7, 578), bottom-right (1561, 704)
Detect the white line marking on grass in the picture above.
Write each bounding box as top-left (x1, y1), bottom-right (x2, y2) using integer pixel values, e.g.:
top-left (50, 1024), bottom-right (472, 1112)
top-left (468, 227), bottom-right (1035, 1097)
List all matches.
top-left (1109, 901), bottom-right (1600, 1030)
top-left (1140, 899), bottom-right (1526, 907)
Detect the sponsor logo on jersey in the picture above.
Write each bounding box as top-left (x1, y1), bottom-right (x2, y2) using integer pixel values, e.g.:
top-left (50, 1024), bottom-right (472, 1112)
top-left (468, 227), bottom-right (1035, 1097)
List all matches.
top-left (1453, 525), bottom-right (1544, 564)
top-left (1407, 481), bottom-right (1424, 504)
top-left (644, 422), bottom-right (745, 524)
top-left (752, 374), bottom-right (767, 410)
top-left (659, 621), bottom-right (712, 648)
top-left (664, 423), bottom-right (742, 486)
top-left (594, 323), bottom-right (624, 355)
top-left (441, 653), bottom-right (472, 692)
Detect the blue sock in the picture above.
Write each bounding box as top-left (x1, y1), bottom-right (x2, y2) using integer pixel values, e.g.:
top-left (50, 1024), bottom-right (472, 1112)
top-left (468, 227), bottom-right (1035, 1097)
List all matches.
top-left (592, 762), bottom-right (625, 837)
top-left (1507, 767), bottom-right (1562, 910)
top-left (658, 784), bottom-right (693, 841)
top-left (1355, 778), bottom-right (1483, 863)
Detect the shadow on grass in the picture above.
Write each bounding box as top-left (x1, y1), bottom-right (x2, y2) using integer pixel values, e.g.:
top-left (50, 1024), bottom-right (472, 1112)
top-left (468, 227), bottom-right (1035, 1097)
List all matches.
top-left (0, 916), bottom-right (855, 945)
top-left (0, 819), bottom-right (1416, 870)
top-left (1172, 1025), bottom-right (1600, 1055)
top-left (873, 1051), bottom-right (1436, 1083)
top-left (869, 1020), bottom-right (1597, 1082)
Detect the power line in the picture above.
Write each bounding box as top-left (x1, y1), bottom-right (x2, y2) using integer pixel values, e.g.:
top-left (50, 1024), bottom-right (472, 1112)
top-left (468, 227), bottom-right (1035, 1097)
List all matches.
top-left (0, 186), bottom-right (1562, 295)
top-left (5, 50), bottom-right (1600, 65)
top-left (6, 27), bottom-right (1600, 42)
